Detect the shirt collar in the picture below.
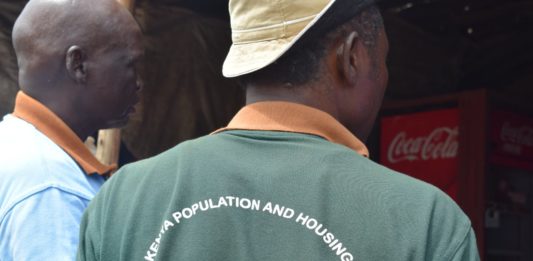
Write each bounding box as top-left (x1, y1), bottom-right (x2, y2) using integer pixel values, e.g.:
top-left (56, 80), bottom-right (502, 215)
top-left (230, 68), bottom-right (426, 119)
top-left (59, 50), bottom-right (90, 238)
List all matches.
top-left (12, 91), bottom-right (116, 176)
top-left (214, 101), bottom-right (369, 157)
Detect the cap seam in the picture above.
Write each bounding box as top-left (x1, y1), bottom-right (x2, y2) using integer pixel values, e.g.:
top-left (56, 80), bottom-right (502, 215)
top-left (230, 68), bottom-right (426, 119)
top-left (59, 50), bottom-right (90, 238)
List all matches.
top-left (232, 35), bottom-right (294, 45)
top-left (232, 15), bottom-right (316, 34)
top-left (276, 0), bottom-right (288, 38)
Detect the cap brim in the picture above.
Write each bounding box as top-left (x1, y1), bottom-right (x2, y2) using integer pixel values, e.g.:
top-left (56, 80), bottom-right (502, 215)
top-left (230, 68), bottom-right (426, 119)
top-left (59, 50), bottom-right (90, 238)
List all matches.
top-left (223, 36), bottom-right (296, 78)
top-left (222, 0), bottom-right (336, 78)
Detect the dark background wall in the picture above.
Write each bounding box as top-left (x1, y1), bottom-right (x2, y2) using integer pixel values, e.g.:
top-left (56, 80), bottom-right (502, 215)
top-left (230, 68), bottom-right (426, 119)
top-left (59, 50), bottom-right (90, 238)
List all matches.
top-left (0, 0), bottom-right (532, 158)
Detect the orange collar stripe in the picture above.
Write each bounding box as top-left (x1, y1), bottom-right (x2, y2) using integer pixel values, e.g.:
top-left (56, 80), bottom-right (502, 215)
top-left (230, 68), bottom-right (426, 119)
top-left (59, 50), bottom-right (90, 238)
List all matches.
top-left (214, 101), bottom-right (369, 157)
top-left (12, 91), bottom-right (116, 175)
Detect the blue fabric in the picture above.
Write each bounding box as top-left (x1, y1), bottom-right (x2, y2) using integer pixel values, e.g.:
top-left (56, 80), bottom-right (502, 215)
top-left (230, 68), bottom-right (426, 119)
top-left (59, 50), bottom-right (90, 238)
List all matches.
top-left (0, 115), bottom-right (105, 260)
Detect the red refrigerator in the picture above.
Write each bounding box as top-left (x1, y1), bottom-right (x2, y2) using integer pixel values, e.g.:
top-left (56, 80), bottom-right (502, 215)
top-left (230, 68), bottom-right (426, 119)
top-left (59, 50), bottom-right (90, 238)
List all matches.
top-left (378, 90), bottom-right (533, 261)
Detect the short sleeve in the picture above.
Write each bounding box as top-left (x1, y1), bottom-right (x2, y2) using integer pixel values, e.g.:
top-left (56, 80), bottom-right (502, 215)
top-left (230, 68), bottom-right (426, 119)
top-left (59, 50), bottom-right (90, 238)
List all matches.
top-left (77, 167), bottom-right (121, 261)
top-left (450, 228), bottom-right (480, 261)
top-left (0, 187), bottom-right (90, 260)
top-left (77, 199), bottom-right (101, 261)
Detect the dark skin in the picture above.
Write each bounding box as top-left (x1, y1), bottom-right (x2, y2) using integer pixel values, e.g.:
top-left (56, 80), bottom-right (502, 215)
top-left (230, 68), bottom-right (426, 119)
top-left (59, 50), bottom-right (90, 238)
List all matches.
top-left (247, 27), bottom-right (389, 142)
top-left (12, 0), bottom-right (144, 141)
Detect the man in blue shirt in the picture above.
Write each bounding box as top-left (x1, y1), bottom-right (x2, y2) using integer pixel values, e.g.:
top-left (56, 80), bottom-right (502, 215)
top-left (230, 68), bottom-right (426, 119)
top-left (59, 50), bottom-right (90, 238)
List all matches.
top-left (0, 0), bottom-right (144, 259)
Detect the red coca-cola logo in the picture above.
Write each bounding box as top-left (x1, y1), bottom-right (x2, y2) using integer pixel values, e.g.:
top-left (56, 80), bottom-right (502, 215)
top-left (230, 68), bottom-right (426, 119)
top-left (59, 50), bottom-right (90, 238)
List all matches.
top-left (387, 127), bottom-right (459, 163)
top-left (380, 109), bottom-right (460, 200)
top-left (500, 122), bottom-right (533, 147)
top-left (491, 110), bottom-right (533, 171)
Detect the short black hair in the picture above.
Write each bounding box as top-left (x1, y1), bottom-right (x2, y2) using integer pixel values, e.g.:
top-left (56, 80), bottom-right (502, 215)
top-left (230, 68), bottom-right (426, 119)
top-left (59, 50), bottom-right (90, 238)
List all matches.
top-left (239, 0), bottom-right (383, 87)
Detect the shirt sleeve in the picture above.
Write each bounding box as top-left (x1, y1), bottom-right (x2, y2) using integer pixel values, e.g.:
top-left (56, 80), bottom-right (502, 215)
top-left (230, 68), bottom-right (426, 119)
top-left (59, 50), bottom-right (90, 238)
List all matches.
top-left (77, 168), bottom-right (117, 261)
top-left (77, 199), bottom-right (101, 261)
top-left (0, 187), bottom-right (90, 261)
top-left (449, 228), bottom-right (480, 261)
top-left (77, 166), bottom-right (127, 261)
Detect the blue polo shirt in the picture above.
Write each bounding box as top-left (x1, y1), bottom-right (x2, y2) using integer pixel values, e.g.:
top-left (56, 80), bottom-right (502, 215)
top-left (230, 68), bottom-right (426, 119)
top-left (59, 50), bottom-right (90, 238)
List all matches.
top-left (0, 92), bottom-right (113, 260)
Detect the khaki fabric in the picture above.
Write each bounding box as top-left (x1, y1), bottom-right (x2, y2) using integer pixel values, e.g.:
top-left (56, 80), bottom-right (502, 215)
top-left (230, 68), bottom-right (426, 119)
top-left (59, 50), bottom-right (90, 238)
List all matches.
top-left (223, 0), bottom-right (333, 77)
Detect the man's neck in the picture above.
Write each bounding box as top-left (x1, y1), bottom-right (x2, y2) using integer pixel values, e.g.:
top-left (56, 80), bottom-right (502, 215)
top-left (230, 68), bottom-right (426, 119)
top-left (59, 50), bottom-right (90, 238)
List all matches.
top-left (36, 96), bottom-right (93, 141)
top-left (245, 85), bottom-right (338, 119)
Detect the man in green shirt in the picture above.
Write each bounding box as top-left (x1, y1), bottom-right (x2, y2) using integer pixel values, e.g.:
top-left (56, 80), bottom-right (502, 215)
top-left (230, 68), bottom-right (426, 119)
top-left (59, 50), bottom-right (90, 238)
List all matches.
top-left (78, 0), bottom-right (480, 260)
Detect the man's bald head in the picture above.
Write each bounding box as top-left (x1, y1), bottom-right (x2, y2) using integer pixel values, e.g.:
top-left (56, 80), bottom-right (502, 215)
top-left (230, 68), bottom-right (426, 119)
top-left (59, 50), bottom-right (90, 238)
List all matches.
top-left (12, 0), bottom-right (144, 139)
top-left (13, 0), bottom-right (140, 91)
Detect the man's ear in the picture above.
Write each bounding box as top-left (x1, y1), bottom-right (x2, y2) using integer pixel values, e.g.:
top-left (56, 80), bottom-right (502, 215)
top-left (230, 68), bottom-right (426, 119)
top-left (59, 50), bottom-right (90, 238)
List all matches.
top-left (336, 31), bottom-right (359, 86)
top-left (66, 46), bottom-right (87, 84)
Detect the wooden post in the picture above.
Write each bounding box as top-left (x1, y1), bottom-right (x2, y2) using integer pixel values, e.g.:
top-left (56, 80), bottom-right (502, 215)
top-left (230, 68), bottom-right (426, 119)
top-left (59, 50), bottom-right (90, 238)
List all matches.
top-left (95, 0), bottom-right (136, 167)
top-left (95, 129), bottom-right (122, 166)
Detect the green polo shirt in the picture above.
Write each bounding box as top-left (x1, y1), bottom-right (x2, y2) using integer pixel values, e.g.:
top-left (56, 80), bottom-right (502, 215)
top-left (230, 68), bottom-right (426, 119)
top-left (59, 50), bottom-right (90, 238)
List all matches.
top-left (78, 102), bottom-right (479, 261)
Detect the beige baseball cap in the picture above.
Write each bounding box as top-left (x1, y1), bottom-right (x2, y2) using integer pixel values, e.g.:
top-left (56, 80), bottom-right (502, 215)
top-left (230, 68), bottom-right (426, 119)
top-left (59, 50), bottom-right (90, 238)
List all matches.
top-left (222, 0), bottom-right (336, 78)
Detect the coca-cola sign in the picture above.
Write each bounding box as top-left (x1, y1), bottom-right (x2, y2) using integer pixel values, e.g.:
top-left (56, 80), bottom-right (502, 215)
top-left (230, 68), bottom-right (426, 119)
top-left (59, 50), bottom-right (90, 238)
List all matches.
top-left (387, 127), bottom-right (459, 163)
top-left (380, 109), bottom-right (460, 200)
top-left (491, 110), bottom-right (533, 171)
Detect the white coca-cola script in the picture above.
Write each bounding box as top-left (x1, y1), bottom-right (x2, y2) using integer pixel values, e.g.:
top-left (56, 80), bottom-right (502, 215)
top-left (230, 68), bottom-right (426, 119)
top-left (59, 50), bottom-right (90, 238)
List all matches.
top-left (500, 122), bottom-right (533, 147)
top-left (387, 127), bottom-right (459, 163)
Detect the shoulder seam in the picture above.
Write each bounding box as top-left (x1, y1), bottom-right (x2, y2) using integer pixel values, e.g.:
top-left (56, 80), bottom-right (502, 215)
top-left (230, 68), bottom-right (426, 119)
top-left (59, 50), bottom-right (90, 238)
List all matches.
top-left (447, 225), bottom-right (474, 261)
top-left (0, 185), bottom-right (92, 224)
